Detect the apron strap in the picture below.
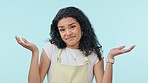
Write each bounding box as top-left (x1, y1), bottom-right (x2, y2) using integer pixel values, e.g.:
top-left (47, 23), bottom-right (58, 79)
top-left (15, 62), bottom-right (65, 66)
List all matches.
top-left (56, 49), bottom-right (62, 63)
top-left (84, 56), bottom-right (88, 64)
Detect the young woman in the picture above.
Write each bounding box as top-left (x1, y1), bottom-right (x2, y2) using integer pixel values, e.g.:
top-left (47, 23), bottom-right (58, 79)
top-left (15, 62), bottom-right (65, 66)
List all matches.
top-left (15, 6), bottom-right (135, 83)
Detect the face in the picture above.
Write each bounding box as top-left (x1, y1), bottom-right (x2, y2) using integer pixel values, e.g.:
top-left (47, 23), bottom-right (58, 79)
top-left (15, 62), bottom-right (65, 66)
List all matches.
top-left (57, 17), bottom-right (82, 49)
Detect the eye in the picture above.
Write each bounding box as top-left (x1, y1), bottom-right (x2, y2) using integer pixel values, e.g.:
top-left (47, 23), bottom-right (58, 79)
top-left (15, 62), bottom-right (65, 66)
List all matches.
top-left (70, 25), bottom-right (76, 29)
top-left (59, 29), bottom-right (65, 32)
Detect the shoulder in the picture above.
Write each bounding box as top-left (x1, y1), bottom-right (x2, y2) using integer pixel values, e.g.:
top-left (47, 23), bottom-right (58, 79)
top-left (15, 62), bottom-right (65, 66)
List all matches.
top-left (88, 52), bottom-right (104, 65)
top-left (44, 42), bottom-right (56, 48)
top-left (43, 42), bottom-right (59, 60)
top-left (43, 42), bottom-right (59, 50)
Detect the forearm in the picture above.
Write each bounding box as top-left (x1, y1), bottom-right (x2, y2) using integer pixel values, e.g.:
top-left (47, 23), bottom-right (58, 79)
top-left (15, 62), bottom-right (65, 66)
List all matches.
top-left (101, 63), bottom-right (113, 83)
top-left (101, 45), bottom-right (135, 83)
top-left (28, 52), bottom-right (40, 83)
top-left (102, 54), bottom-right (114, 83)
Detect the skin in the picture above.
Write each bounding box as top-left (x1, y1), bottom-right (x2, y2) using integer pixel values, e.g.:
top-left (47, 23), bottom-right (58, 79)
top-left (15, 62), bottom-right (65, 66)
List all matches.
top-left (15, 17), bottom-right (135, 83)
top-left (57, 17), bottom-right (82, 49)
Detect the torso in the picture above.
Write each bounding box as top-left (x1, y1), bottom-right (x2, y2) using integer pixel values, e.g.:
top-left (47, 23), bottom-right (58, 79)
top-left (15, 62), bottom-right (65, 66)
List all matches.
top-left (43, 42), bottom-right (100, 83)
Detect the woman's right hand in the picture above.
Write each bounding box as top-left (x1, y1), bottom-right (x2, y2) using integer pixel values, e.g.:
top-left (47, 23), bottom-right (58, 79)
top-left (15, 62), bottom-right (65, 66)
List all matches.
top-left (15, 36), bottom-right (39, 54)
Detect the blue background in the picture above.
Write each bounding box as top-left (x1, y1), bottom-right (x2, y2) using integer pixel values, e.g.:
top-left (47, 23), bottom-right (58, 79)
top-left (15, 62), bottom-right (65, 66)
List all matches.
top-left (0, 0), bottom-right (148, 83)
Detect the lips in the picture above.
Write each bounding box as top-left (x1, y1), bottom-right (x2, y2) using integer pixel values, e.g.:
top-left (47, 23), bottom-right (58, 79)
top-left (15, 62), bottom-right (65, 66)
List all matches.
top-left (66, 36), bottom-right (75, 40)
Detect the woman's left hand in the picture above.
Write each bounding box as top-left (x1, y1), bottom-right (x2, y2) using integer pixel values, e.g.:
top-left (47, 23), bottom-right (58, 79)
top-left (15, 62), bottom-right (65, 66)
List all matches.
top-left (107, 45), bottom-right (136, 58)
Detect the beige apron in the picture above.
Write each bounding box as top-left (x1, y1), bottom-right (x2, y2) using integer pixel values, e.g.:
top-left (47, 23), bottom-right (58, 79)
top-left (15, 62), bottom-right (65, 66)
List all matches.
top-left (51, 49), bottom-right (88, 83)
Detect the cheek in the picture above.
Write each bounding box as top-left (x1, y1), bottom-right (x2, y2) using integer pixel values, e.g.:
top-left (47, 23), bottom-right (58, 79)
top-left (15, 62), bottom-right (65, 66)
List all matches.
top-left (59, 33), bottom-right (65, 40)
top-left (76, 31), bottom-right (82, 39)
top-left (77, 28), bottom-right (82, 37)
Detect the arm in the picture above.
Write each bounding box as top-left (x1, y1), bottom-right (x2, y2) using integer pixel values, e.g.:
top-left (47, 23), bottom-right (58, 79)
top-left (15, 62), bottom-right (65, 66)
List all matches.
top-left (94, 59), bottom-right (113, 83)
top-left (28, 49), bottom-right (50, 83)
top-left (39, 49), bottom-right (51, 83)
top-left (94, 59), bottom-right (104, 83)
top-left (15, 36), bottom-right (50, 83)
top-left (94, 45), bottom-right (135, 83)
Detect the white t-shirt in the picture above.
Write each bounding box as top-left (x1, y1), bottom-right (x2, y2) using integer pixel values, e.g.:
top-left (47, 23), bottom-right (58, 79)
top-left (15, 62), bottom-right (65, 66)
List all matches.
top-left (43, 42), bottom-right (102, 83)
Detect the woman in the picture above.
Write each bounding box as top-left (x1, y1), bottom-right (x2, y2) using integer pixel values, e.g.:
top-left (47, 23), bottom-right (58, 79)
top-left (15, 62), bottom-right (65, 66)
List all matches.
top-left (15, 6), bottom-right (135, 83)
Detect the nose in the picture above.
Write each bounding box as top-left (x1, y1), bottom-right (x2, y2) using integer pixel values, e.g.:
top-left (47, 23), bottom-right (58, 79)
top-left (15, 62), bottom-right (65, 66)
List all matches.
top-left (65, 29), bottom-right (72, 36)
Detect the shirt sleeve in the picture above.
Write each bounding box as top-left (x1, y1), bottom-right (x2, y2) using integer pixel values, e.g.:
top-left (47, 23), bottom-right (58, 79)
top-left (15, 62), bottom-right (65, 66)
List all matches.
top-left (94, 53), bottom-right (104, 64)
top-left (43, 42), bottom-right (53, 60)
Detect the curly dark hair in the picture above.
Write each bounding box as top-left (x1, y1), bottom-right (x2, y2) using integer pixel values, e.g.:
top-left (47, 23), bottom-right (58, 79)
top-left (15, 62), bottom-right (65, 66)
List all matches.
top-left (50, 6), bottom-right (103, 60)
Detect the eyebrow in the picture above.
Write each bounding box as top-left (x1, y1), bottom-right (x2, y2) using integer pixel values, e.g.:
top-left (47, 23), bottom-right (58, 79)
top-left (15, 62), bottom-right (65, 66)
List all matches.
top-left (58, 22), bottom-right (76, 28)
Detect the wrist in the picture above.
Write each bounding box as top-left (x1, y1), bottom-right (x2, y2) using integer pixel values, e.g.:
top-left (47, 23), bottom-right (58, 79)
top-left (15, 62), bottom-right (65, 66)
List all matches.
top-left (32, 50), bottom-right (39, 55)
top-left (107, 54), bottom-right (114, 59)
top-left (106, 58), bottom-right (115, 64)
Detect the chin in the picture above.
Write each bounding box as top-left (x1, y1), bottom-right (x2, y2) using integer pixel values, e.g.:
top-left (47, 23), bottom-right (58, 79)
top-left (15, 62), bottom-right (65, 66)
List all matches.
top-left (67, 43), bottom-right (75, 46)
top-left (67, 42), bottom-right (76, 46)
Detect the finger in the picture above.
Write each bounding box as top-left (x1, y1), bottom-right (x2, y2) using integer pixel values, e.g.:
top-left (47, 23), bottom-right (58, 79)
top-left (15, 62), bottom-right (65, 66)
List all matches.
top-left (131, 45), bottom-right (136, 49)
top-left (15, 36), bottom-right (27, 47)
top-left (122, 45), bottom-right (136, 52)
top-left (127, 45), bottom-right (136, 52)
top-left (15, 36), bottom-right (23, 44)
top-left (118, 46), bottom-right (125, 50)
top-left (15, 36), bottom-right (21, 42)
top-left (22, 38), bottom-right (29, 43)
top-left (15, 36), bottom-right (18, 40)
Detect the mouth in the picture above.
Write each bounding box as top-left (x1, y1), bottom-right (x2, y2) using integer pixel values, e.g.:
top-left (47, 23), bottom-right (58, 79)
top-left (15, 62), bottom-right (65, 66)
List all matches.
top-left (66, 36), bottom-right (75, 40)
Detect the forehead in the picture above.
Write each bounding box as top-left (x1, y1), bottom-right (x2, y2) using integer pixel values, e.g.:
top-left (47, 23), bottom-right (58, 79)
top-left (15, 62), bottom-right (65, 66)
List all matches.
top-left (57, 17), bottom-right (78, 27)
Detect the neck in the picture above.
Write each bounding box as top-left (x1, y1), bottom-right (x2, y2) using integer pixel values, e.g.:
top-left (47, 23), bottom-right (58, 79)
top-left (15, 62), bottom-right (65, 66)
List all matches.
top-left (67, 45), bottom-right (79, 49)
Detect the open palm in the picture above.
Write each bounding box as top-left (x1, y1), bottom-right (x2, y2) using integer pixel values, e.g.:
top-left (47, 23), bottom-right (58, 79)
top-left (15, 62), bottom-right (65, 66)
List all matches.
top-left (108, 45), bottom-right (135, 58)
top-left (15, 36), bottom-right (38, 53)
